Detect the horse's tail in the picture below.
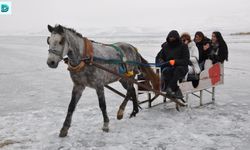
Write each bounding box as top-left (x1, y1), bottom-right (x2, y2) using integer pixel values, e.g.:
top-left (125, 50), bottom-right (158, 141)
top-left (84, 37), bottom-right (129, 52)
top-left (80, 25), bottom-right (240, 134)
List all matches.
top-left (137, 53), bottom-right (160, 91)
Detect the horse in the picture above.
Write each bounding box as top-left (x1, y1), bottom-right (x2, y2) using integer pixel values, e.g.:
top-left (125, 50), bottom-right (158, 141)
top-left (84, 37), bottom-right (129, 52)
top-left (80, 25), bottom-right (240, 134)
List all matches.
top-left (46, 24), bottom-right (159, 137)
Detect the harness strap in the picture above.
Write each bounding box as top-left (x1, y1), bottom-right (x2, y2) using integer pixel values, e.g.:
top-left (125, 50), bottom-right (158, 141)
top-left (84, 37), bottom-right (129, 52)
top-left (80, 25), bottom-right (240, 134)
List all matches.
top-left (67, 61), bottom-right (85, 72)
top-left (109, 44), bottom-right (125, 61)
top-left (65, 39), bottom-right (133, 76)
top-left (109, 44), bottom-right (129, 74)
top-left (83, 37), bottom-right (94, 63)
top-left (67, 37), bottom-right (94, 73)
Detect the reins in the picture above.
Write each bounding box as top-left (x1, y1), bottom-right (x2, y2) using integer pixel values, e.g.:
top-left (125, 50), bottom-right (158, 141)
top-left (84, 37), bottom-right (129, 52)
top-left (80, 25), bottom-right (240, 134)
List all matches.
top-left (63, 37), bottom-right (169, 73)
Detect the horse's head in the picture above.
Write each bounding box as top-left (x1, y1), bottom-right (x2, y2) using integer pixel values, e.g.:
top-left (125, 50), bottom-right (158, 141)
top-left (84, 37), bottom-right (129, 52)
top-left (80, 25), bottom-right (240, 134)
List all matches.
top-left (46, 24), bottom-right (69, 68)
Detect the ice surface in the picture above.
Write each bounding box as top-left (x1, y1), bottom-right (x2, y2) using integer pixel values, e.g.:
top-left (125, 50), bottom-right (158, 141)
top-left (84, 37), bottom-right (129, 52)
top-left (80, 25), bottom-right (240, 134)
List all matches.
top-left (0, 35), bottom-right (250, 150)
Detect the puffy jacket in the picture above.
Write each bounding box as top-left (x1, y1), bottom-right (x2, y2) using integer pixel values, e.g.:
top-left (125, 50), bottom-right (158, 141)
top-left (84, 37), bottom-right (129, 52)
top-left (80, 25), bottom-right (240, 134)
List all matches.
top-left (156, 30), bottom-right (190, 68)
top-left (188, 41), bottom-right (200, 74)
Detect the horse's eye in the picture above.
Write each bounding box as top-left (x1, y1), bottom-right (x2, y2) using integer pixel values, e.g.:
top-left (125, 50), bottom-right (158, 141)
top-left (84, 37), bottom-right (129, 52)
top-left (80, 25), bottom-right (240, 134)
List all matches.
top-left (47, 37), bottom-right (50, 45)
top-left (59, 37), bottom-right (65, 45)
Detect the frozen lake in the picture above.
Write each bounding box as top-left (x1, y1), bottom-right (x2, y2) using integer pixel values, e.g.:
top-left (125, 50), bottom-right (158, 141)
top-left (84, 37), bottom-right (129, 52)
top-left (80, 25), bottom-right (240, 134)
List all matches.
top-left (0, 35), bottom-right (250, 150)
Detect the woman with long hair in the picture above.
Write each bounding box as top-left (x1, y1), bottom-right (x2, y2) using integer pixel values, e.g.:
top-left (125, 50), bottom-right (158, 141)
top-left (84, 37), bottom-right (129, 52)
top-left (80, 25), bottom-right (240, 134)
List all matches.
top-left (210, 31), bottom-right (228, 63)
top-left (194, 31), bottom-right (211, 64)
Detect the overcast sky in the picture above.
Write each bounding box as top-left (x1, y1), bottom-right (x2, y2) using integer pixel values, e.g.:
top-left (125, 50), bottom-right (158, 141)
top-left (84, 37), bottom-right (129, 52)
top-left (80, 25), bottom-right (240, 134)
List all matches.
top-left (0, 0), bottom-right (250, 35)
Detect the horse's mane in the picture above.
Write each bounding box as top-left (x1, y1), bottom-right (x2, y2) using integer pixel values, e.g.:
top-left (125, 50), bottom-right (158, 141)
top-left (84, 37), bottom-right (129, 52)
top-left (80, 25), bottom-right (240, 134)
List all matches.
top-left (55, 24), bottom-right (83, 38)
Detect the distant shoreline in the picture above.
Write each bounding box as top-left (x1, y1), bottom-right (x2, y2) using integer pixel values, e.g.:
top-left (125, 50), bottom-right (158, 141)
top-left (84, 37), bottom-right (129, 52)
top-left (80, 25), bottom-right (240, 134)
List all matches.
top-left (230, 32), bottom-right (250, 36)
top-left (1, 32), bottom-right (250, 37)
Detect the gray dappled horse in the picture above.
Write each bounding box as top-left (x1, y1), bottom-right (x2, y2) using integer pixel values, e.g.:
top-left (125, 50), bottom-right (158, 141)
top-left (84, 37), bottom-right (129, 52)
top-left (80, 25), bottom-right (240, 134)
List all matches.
top-left (46, 24), bottom-right (159, 137)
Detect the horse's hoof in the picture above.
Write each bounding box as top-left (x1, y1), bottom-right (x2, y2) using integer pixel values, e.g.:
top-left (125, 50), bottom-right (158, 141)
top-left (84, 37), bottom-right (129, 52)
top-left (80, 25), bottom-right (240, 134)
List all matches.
top-left (129, 113), bottom-right (136, 118)
top-left (102, 122), bottom-right (109, 132)
top-left (117, 109), bottom-right (124, 120)
top-left (129, 110), bottom-right (138, 118)
top-left (117, 114), bottom-right (123, 120)
top-left (102, 127), bottom-right (109, 132)
top-left (59, 127), bottom-right (68, 137)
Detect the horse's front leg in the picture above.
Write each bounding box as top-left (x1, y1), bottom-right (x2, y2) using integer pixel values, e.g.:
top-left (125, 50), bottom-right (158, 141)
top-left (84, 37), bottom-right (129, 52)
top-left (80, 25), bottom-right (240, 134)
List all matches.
top-left (59, 84), bottom-right (85, 137)
top-left (96, 86), bottom-right (109, 132)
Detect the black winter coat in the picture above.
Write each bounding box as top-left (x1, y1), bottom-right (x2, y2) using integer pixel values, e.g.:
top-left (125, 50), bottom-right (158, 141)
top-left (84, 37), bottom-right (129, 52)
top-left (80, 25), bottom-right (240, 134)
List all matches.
top-left (210, 42), bottom-right (228, 63)
top-left (156, 31), bottom-right (190, 68)
top-left (196, 37), bottom-right (212, 63)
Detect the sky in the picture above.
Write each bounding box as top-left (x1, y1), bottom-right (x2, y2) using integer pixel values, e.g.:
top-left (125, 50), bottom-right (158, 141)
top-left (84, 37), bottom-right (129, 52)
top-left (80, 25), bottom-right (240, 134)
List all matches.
top-left (0, 0), bottom-right (250, 35)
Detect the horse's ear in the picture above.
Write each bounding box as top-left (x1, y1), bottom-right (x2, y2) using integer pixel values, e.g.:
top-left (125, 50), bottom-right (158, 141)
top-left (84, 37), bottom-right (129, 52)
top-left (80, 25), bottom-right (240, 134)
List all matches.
top-left (48, 25), bottom-right (54, 33)
top-left (57, 25), bottom-right (64, 34)
top-left (47, 36), bottom-right (50, 45)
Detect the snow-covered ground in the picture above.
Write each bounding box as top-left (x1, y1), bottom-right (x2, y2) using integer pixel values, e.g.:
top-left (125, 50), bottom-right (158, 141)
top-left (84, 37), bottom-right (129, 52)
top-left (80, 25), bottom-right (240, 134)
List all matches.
top-left (0, 34), bottom-right (250, 150)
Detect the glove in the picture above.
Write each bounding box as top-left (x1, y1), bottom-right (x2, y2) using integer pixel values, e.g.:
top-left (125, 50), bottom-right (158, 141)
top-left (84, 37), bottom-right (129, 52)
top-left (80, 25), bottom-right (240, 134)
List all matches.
top-left (169, 59), bottom-right (175, 66)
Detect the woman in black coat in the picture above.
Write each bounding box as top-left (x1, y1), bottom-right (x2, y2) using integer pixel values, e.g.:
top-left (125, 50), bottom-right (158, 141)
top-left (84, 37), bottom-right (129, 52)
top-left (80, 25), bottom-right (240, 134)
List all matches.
top-left (156, 30), bottom-right (189, 99)
top-left (210, 31), bottom-right (228, 63)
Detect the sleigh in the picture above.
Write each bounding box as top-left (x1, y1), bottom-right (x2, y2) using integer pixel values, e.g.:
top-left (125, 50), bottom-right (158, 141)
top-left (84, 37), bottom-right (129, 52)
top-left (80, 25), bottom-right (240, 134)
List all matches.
top-left (136, 59), bottom-right (224, 107)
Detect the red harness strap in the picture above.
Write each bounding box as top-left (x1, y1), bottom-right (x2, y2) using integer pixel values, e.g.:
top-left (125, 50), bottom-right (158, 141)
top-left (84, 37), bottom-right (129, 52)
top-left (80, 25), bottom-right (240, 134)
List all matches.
top-left (67, 37), bottom-right (94, 73)
top-left (83, 37), bottom-right (94, 64)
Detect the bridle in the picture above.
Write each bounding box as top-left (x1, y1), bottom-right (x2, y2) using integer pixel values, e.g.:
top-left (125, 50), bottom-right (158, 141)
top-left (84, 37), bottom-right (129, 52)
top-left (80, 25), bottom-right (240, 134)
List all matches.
top-left (48, 35), bottom-right (93, 57)
top-left (48, 49), bottom-right (64, 60)
top-left (48, 34), bottom-right (94, 73)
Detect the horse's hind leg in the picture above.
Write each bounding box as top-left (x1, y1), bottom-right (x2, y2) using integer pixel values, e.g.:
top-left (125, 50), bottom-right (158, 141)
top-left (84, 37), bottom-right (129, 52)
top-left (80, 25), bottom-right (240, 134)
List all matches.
top-left (118, 79), bottom-right (139, 119)
top-left (59, 84), bottom-right (85, 137)
top-left (117, 93), bottom-right (129, 120)
top-left (96, 86), bottom-right (109, 132)
top-left (128, 85), bottom-right (139, 118)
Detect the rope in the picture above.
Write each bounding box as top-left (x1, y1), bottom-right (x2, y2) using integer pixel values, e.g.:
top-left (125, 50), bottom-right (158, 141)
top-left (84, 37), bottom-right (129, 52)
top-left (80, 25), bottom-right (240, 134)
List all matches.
top-left (92, 43), bottom-right (166, 67)
top-left (93, 56), bottom-right (168, 67)
top-left (109, 44), bottom-right (124, 59)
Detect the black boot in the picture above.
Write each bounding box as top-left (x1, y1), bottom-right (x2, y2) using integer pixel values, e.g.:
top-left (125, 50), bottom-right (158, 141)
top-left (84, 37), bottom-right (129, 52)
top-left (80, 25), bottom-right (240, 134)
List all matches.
top-left (173, 88), bottom-right (183, 99)
top-left (165, 87), bottom-right (175, 97)
top-left (161, 79), bottom-right (168, 91)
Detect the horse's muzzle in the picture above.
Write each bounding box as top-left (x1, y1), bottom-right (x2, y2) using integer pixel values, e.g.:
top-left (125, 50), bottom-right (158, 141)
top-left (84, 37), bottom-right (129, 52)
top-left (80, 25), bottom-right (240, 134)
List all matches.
top-left (47, 60), bottom-right (59, 68)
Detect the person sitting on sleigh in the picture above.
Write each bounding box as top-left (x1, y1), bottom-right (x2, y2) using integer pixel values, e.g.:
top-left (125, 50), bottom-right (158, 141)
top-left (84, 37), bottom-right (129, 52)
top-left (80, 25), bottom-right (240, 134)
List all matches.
top-left (156, 30), bottom-right (190, 99)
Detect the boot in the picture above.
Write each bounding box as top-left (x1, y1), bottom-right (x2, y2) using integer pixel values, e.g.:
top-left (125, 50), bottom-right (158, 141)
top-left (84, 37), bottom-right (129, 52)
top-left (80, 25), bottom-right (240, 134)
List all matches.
top-left (165, 87), bottom-right (175, 97)
top-left (161, 79), bottom-right (168, 91)
top-left (173, 88), bottom-right (184, 99)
